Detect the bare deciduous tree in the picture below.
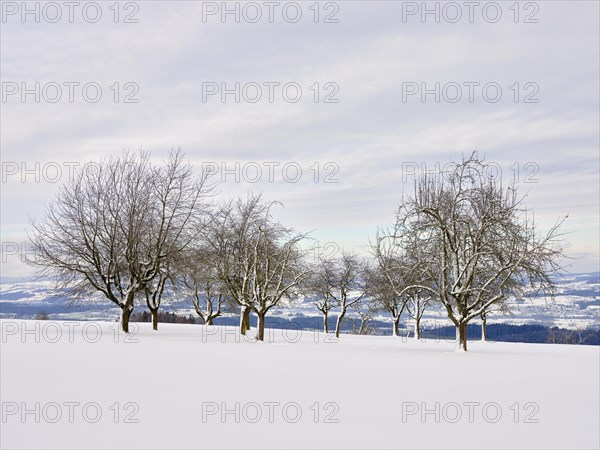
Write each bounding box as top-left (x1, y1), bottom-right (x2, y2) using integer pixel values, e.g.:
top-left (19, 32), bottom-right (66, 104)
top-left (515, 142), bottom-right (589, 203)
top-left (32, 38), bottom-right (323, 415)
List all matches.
top-left (350, 296), bottom-right (378, 335)
top-left (175, 247), bottom-right (226, 325)
top-left (29, 150), bottom-right (210, 333)
top-left (206, 194), bottom-right (309, 340)
top-left (326, 252), bottom-right (369, 338)
top-left (390, 153), bottom-right (565, 350)
top-left (369, 235), bottom-right (411, 337)
top-left (29, 151), bottom-right (153, 332)
top-left (140, 150), bottom-right (210, 330)
top-left (406, 290), bottom-right (431, 340)
top-left (205, 195), bottom-right (271, 335)
top-left (370, 230), bottom-right (433, 338)
top-left (309, 258), bottom-right (337, 333)
top-left (246, 223), bottom-right (310, 341)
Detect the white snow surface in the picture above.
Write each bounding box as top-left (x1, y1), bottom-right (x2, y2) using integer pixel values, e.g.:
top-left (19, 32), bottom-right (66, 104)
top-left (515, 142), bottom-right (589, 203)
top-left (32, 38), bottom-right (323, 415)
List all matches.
top-left (1, 320), bottom-right (598, 449)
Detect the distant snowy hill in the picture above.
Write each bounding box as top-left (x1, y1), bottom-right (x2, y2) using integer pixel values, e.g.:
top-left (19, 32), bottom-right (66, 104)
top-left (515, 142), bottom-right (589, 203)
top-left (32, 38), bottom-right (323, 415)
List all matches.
top-left (1, 273), bottom-right (598, 334)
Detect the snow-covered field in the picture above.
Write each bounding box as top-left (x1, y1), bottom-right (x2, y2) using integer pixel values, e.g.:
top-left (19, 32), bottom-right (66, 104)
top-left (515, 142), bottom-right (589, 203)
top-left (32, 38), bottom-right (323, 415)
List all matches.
top-left (1, 320), bottom-right (598, 449)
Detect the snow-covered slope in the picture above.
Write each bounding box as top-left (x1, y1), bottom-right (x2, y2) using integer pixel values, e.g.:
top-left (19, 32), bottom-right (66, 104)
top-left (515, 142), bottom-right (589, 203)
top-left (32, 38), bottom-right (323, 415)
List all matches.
top-left (1, 320), bottom-right (598, 449)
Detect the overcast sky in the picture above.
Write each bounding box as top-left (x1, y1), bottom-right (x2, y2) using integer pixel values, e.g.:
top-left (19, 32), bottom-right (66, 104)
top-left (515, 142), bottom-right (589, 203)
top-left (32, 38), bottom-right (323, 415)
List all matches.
top-left (1, 0), bottom-right (599, 279)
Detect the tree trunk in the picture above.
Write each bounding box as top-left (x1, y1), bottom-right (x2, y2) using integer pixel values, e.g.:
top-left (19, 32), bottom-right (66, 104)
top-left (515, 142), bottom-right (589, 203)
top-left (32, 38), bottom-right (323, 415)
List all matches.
top-left (240, 306), bottom-right (250, 335)
top-left (456, 321), bottom-right (468, 351)
top-left (121, 291), bottom-right (136, 333)
top-left (481, 314), bottom-right (487, 341)
top-left (121, 306), bottom-right (132, 333)
top-left (393, 315), bottom-right (400, 337)
top-left (335, 308), bottom-right (346, 338)
top-left (245, 308), bottom-right (251, 331)
top-left (359, 318), bottom-right (367, 335)
top-left (206, 317), bottom-right (213, 326)
top-left (149, 307), bottom-right (159, 330)
top-left (323, 311), bottom-right (329, 334)
top-left (256, 312), bottom-right (266, 341)
top-left (414, 315), bottom-right (421, 340)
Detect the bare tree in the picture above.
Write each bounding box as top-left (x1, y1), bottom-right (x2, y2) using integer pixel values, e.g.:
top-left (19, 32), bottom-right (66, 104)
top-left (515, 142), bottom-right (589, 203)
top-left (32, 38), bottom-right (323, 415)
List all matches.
top-left (309, 258), bottom-right (337, 333)
top-left (140, 150), bottom-right (210, 330)
top-left (175, 247), bottom-right (226, 325)
top-left (143, 270), bottom-right (170, 330)
top-left (370, 230), bottom-right (433, 338)
top-left (390, 153), bottom-right (565, 350)
top-left (205, 195), bottom-right (271, 335)
top-left (246, 223), bottom-right (310, 341)
top-left (350, 296), bottom-right (378, 335)
top-left (327, 252), bottom-right (369, 338)
top-left (28, 150), bottom-right (210, 333)
top-left (478, 294), bottom-right (513, 341)
top-left (365, 267), bottom-right (404, 337)
top-left (406, 290), bottom-right (431, 340)
top-left (29, 151), bottom-right (154, 332)
top-left (206, 194), bottom-right (309, 340)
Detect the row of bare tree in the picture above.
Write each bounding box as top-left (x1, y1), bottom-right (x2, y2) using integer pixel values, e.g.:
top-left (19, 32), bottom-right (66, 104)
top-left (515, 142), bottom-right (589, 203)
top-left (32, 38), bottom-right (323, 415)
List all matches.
top-left (29, 150), bottom-right (311, 341)
top-left (29, 151), bottom-right (565, 350)
top-left (310, 252), bottom-right (428, 339)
